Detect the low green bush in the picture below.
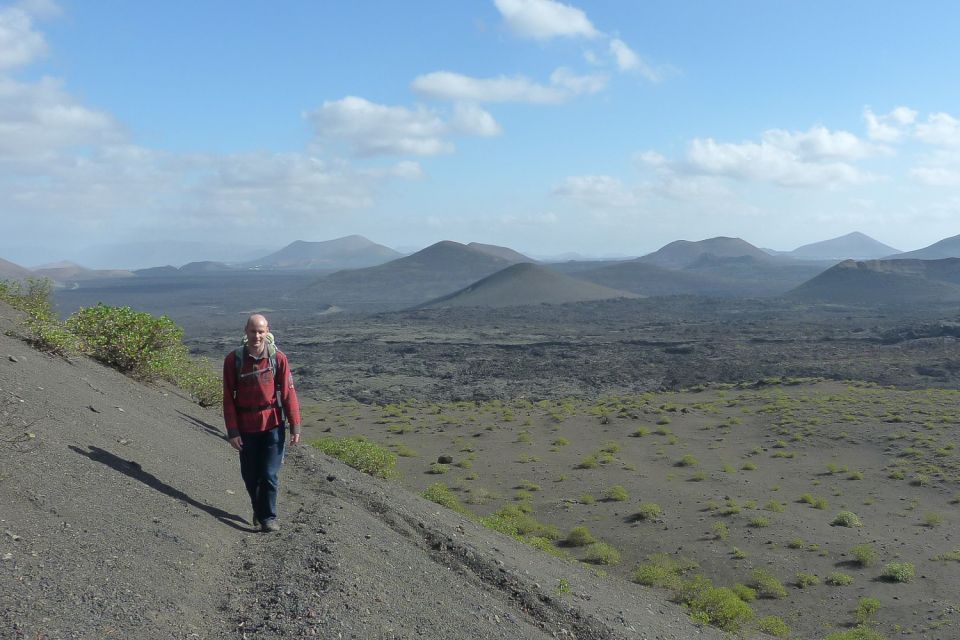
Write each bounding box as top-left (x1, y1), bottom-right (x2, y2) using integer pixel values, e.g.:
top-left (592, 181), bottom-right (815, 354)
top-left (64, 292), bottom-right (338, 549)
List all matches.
top-left (756, 615), bottom-right (791, 638)
top-left (311, 437), bottom-right (397, 478)
top-left (832, 511), bottom-right (863, 527)
top-left (631, 553), bottom-right (698, 589)
top-left (850, 544), bottom-right (877, 567)
top-left (750, 568), bottom-right (787, 599)
top-left (826, 572), bottom-right (855, 586)
top-left (421, 483), bottom-right (469, 515)
top-left (687, 585), bottom-right (755, 632)
top-left (882, 562), bottom-right (915, 583)
top-left (633, 502), bottom-right (663, 521)
top-left (584, 542), bottom-right (621, 565)
top-left (605, 485), bottom-right (629, 501)
top-left (566, 526), bottom-right (596, 547)
top-left (855, 597), bottom-right (881, 625)
top-left (824, 626), bottom-right (886, 640)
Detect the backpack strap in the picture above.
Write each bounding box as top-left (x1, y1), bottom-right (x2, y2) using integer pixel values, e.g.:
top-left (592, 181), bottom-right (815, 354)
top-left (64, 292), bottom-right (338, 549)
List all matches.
top-left (232, 345), bottom-right (286, 424)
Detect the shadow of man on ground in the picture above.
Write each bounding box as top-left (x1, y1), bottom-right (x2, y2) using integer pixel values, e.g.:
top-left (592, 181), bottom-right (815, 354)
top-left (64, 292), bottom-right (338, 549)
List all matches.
top-left (176, 410), bottom-right (226, 441)
top-left (69, 445), bottom-right (252, 532)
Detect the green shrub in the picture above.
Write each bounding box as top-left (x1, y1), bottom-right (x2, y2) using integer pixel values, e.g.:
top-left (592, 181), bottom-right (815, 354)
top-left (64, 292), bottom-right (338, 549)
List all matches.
top-left (677, 454), bottom-right (699, 467)
top-left (850, 544), bottom-right (877, 567)
top-left (0, 278), bottom-right (78, 355)
top-left (428, 462), bottom-right (450, 474)
top-left (855, 597), bottom-right (881, 625)
top-left (731, 583), bottom-right (756, 602)
top-left (787, 538), bottom-right (805, 549)
top-left (795, 572), bottom-right (819, 588)
top-left (420, 483), bottom-right (469, 515)
top-left (68, 303), bottom-right (183, 377)
top-left (605, 485), bottom-right (629, 502)
top-left (712, 521), bottom-right (729, 541)
top-left (751, 569), bottom-right (787, 599)
top-left (633, 502), bottom-right (663, 521)
top-left (756, 616), bottom-right (791, 638)
top-left (748, 516), bottom-right (770, 528)
top-left (824, 626), bottom-right (886, 640)
top-left (584, 542), bottom-right (621, 565)
top-left (632, 553), bottom-right (698, 589)
top-left (882, 562), bottom-right (915, 582)
top-left (924, 511), bottom-right (944, 527)
top-left (826, 572), bottom-right (854, 586)
top-left (566, 526), bottom-right (596, 547)
top-left (765, 500), bottom-right (785, 512)
top-left (311, 437), bottom-right (397, 478)
top-left (579, 493), bottom-right (596, 505)
top-left (687, 586), bottom-right (755, 632)
top-left (832, 511), bottom-right (863, 527)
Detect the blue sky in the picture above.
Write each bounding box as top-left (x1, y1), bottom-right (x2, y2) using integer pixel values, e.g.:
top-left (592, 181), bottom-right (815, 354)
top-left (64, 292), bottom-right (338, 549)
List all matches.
top-left (2, 0), bottom-right (959, 268)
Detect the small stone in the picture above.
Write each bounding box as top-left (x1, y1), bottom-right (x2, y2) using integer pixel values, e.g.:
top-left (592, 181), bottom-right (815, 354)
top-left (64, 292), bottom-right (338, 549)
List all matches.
top-left (437, 454), bottom-right (453, 464)
top-left (88, 405), bottom-right (101, 413)
top-left (326, 475), bottom-right (336, 482)
top-left (8, 355), bottom-right (18, 363)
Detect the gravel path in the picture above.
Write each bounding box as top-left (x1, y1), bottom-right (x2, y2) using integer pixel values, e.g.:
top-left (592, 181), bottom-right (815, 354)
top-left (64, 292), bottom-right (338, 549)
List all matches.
top-left (0, 302), bottom-right (727, 639)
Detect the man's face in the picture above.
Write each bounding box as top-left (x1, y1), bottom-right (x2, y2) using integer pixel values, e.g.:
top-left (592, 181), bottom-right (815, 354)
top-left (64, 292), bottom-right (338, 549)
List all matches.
top-left (245, 318), bottom-right (269, 353)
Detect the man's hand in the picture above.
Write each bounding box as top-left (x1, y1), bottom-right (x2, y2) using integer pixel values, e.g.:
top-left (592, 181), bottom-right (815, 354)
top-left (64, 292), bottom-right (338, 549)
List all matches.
top-left (229, 436), bottom-right (243, 451)
top-left (290, 429), bottom-right (301, 446)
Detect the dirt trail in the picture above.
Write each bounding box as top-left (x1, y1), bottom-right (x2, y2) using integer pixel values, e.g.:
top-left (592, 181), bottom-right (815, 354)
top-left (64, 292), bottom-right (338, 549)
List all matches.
top-left (0, 302), bottom-right (725, 639)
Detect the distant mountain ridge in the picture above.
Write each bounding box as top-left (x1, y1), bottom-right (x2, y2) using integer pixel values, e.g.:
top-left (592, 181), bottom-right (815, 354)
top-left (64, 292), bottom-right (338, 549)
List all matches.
top-left (32, 261), bottom-right (135, 282)
top-left (888, 233), bottom-right (960, 260)
top-left (786, 232), bottom-right (900, 260)
top-left (420, 262), bottom-right (637, 309)
top-left (467, 242), bottom-right (536, 264)
top-left (300, 240), bottom-right (525, 308)
top-left (637, 237), bottom-right (771, 269)
top-left (789, 258), bottom-right (960, 304)
top-left (249, 235), bottom-right (401, 270)
top-left (0, 257), bottom-right (32, 282)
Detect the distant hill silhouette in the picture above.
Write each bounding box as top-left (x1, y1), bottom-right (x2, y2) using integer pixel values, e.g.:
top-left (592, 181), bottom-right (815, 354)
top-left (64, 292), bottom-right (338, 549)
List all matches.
top-left (33, 261), bottom-right (135, 282)
top-left (789, 258), bottom-right (960, 304)
top-left (419, 262), bottom-right (638, 309)
top-left (637, 237), bottom-right (771, 269)
top-left (0, 257), bottom-right (32, 282)
top-left (888, 233), bottom-right (960, 260)
top-left (466, 242), bottom-right (536, 264)
top-left (301, 240), bottom-right (523, 308)
top-left (249, 235), bottom-right (401, 270)
top-left (134, 265), bottom-right (182, 277)
top-left (786, 232), bottom-right (900, 260)
top-left (574, 260), bottom-right (749, 297)
top-left (178, 261), bottom-right (234, 273)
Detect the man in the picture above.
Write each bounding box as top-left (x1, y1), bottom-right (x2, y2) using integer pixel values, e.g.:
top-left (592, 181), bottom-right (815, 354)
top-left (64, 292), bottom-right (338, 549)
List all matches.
top-left (223, 314), bottom-right (301, 532)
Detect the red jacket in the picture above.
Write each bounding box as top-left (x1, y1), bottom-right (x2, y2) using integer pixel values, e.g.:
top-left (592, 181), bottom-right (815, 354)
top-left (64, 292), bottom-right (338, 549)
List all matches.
top-left (223, 347), bottom-right (301, 439)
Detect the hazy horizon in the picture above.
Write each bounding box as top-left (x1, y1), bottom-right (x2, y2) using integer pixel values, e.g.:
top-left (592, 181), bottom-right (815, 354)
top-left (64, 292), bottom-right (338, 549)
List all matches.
top-left (2, 1), bottom-right (959, 268)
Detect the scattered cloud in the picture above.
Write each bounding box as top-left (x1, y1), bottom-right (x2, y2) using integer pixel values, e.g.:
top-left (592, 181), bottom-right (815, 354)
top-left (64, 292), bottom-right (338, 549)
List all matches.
top-left (910, 166), bottom-right (960, 186)
top-left (0, 4), bottom-right (47, 71)
top-left (915, 112), bottom-right (960, 147)
top-left (608, 38), bottom-right (661, 81)
top-left (493, 0), bottom-right (599, 41)
top-left (307, 96), bottom-right (456, 157)
top-left (553, 175), bottom-right (641, 208)
top-left (450, 102), bottom-right (502, 136)
top-left (412, 68), bottom-right (608, 104)
top-left (864, 106), bottom-right (916, 142)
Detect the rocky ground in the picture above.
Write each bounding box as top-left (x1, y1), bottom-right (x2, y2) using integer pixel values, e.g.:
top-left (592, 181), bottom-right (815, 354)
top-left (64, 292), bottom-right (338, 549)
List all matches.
top-left (0, 301), bottom-right (725, 639)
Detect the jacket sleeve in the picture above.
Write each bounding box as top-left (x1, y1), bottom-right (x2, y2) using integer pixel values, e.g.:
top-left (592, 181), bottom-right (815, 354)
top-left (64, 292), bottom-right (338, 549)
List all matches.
top-left (222, 352), bottom-right (240, 439)
top-left (277, 352), bottom-right (302, 435)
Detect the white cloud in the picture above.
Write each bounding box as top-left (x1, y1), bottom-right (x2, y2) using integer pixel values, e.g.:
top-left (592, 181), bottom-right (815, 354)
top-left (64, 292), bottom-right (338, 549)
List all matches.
top-left (493, 0), bottom-right (599, 40)
top-left (549, 67), bottom-right (607, 95)
top-left (412, 71), bottom-right (566, 104)
top-left (915, 112), bottom-right (960, 147)
top-left (864, 106), bottom-right (916, 142)
top-left (307, 96), bottom-right (453, 157)
top-left (450, 103), bottom-right (502, 136)
top-left (684, 136), bottom-right (873, 188)
top-left (761, 126), bottom-right (881, 161)
top-left (412, 69), bottom-right (605, 104)
top-left (910, 166), bottom-right (960, 186)
top-left (0, 5), bottom-right (48, 71)
top-left (553, 175), bottom-right (641, 208)
top-left (608, 38), bottom-right (660, 81)
top-left (0, 76), bottom-right (122, 163)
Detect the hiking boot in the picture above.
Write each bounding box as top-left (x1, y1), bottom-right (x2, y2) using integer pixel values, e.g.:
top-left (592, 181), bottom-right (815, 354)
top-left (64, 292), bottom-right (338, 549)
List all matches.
top-left (251, 511), bottom-right (260, 528)
top-left (260, 518), bottom-right (280, 533)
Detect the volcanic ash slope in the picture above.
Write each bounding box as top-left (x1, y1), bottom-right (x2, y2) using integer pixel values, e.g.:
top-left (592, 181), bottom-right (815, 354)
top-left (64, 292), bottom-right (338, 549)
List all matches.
top-left (0, 301), bottom-right (721, 639)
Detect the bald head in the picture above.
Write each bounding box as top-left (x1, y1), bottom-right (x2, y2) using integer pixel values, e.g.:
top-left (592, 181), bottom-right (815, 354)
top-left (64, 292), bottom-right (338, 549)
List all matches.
top-left (244, 314), bottom-right (270, 355)
top-left (246, 314), bottom-right (269, 330)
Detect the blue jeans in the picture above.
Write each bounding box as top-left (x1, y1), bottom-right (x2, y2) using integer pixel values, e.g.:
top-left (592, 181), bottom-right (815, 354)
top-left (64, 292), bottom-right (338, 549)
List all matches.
top-left (239, 426), bottom-right (286, 523)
